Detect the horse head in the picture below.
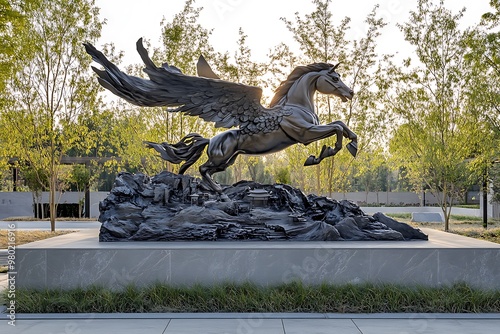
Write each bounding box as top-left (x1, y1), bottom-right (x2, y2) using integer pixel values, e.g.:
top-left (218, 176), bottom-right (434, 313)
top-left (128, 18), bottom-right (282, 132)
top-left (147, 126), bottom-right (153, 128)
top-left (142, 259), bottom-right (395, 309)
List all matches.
top-left (315, 63), bottom-right (354, 102)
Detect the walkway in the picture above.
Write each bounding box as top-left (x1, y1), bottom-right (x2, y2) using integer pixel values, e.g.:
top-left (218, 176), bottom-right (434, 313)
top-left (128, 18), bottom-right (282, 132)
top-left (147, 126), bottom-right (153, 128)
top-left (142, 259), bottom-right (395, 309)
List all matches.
top-left (1, 313), bottom-right (499, 333)
top-left (0, 220), bottom-right (100, 230)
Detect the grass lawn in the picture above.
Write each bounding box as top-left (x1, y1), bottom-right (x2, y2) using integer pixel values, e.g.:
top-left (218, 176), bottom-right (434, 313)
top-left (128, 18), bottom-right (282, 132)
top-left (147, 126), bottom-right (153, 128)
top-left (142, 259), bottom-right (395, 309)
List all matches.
top-left (7, 282), bottom-right (500, 313)
top-left (0, 230), bottom-right (74, 248)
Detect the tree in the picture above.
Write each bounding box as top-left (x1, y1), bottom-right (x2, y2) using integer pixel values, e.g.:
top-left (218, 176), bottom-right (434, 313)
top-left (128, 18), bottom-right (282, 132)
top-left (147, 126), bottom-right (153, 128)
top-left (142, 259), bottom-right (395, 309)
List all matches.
top-left (2, 0), bottom-right (103, 231)
top-left (20, 165), bottom-right (48, 219)
top-left (353, 147), bottom-right (390, 204)
top-left (388, 0), bottom-right (483, 231)
top-left (492, 163), bottom-right (500, 204)
top-left (277, 0), bottom-right (390, 196)
top-left (213, 28), bottom-right (269, 183)
top-left (0, 0), bottom-right (27, 97)
top-left (465, 0), bottom-right (500, 206)
top-left (156, 0), bottom-right (215, 140)
top-left (127, 0), bottom-right (219, 177)
top-left (69, 164), bottom-right (91, 218)
top-left (0, 1), bottom-right (31, 175)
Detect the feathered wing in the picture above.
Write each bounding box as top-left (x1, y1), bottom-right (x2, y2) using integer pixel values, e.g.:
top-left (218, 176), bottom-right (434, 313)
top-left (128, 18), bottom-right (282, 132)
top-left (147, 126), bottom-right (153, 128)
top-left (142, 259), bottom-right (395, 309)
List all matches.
top-left (84, 38), bottom-right (288, 134)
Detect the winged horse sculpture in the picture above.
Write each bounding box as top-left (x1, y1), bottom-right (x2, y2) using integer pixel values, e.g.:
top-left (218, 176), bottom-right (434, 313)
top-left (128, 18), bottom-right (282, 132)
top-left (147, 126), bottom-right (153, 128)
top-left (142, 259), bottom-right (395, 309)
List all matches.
top-left (84, 38), bottom-right (357, 194)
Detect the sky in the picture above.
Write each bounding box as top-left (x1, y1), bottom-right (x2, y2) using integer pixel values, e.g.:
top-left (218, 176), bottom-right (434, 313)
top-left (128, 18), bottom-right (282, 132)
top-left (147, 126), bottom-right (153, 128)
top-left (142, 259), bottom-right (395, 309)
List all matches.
top-left (95, 0), bottom-right (494, 67)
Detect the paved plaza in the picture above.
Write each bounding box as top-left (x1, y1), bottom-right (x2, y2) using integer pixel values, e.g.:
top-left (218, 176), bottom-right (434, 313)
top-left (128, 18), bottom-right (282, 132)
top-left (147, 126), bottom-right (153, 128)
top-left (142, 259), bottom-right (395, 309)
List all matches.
top-left (1, 221), bottom-right (499, 333)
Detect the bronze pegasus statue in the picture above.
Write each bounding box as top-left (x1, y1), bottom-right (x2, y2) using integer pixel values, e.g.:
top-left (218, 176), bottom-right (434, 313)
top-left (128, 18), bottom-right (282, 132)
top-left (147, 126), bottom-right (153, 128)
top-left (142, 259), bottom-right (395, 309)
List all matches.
top-left (84, 38), bottom-right (357, 194)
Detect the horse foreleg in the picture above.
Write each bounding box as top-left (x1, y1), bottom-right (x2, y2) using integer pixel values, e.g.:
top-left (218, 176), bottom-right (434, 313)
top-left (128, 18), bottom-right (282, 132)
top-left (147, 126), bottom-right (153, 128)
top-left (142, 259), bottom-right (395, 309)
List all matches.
top-left (304, 145), bottom-right (336, 166)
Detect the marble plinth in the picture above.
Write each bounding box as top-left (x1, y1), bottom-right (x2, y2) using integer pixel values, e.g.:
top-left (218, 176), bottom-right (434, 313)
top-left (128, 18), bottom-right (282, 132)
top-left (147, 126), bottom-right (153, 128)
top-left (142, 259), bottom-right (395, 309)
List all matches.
top-left (15, 228), bottom-right (500, 290)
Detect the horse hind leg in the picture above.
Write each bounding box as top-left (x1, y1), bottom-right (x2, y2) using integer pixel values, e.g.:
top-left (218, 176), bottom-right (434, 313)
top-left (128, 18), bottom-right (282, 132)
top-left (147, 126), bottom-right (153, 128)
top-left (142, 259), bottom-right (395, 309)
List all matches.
top-left (199, 131), bottom-right (240, 195)
top-left (199, 162), bottom-right (222, 193)
top-left (199, 153), bottom-right (240, 201)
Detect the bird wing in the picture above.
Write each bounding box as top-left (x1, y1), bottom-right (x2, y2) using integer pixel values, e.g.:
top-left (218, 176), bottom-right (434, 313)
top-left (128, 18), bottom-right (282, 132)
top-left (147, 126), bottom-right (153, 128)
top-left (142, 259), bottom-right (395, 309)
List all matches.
top-left (84, 38), bottom-right (285, 132)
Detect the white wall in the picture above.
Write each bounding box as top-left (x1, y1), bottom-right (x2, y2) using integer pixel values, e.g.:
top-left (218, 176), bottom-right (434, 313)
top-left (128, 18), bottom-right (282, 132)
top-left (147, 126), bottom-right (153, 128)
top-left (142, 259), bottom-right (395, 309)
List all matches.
top-left (328, 191), bottom-right (459, 206)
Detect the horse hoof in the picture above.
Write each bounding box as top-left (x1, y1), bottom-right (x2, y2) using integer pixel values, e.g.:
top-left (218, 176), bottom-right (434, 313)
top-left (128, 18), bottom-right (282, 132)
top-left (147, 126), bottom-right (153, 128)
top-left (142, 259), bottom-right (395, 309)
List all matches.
top-left (346, 142), bottom-right (357, 157)
top-left (304, 155), bottom-right (317, 166)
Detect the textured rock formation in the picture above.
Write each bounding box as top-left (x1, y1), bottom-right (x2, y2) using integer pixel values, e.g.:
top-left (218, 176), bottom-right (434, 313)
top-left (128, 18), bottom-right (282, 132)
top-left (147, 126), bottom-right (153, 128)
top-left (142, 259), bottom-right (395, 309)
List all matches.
top-left (98, 172), bottom-right (428, 242)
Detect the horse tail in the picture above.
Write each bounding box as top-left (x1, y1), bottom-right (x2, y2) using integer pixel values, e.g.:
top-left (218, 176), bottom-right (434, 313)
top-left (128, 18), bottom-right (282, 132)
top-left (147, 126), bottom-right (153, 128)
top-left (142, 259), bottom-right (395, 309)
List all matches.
top-left (144, 133), bottom-right (209, 174)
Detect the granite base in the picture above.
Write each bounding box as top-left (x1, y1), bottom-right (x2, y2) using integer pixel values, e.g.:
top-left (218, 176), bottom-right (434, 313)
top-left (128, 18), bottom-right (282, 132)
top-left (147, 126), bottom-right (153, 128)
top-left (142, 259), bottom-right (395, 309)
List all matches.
top-left (15, 228), bottom-right (500, 290)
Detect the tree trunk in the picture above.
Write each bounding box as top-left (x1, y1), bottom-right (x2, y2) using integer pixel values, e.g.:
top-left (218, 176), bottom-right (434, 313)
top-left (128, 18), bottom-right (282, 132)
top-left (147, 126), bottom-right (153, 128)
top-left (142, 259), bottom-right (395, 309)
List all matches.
top-left (327, 158), bottom-right (334, 198)
top-left (442, 193), bottom-right (453, 232)
top-left (32, 192), bottom-right (38, 219)
top-left (49, 173), bottom-right (56, 232)
top-left (316, 164), bottom-right (321, 195)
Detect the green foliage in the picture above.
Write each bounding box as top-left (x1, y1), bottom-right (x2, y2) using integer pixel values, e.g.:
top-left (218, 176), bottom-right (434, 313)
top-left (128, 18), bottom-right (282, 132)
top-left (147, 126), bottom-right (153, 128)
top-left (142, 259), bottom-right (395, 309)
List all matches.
top-left (388, 0), bottom-right (487, 231)
top-left (69, 165), bottom-right (90, 192)
top-left (212, 28), bottom-right (270, 182)
top-left (1, 0), bottom-right (103, 230)
top-left (157, 0), bottom-right (214, 76)
top-left (129, 0), bottom-right (219, 176)
top-left (4, 0), bottom-right (495, 203)
top-left (450, 215), bottom-right (483, 222)
top-left (20, 166), bottom-right (49, 193)
top-left (0, 0), bottom-right (28, 97)
top-left (464, 1), bottom-right (500, 202)
top-left (10, 282), bottom-right (500, 313)
top-left (281, 0), bottom-right (349, 63)
top-left (492, 163), bottom-right (500, 203)
top-left (277, 0), bottom-right (391, 196)
top-left (275, 167), bottom-right (291, 185)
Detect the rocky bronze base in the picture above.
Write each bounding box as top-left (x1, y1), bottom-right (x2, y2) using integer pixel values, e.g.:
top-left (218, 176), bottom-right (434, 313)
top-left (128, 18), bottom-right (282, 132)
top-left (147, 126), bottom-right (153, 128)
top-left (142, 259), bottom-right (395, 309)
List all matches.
top-left (98, 172), bottom-right (428, 242)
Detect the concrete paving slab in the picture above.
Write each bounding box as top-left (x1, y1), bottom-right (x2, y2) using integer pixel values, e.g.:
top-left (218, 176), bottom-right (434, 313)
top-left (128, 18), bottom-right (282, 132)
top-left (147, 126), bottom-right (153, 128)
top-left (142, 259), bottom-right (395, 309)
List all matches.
top-left (0, 319), bottom-right (170, 334)
top-left (1, 314), bottom-right (500, 334)
top-left (353, 318), bottom-right (500, 334)
top-left (283, 319), bottom-right (362, 334)
top-left (16, 227), bottom-right (500, 250)
top-left (164, 318), bottom-right (284, 334)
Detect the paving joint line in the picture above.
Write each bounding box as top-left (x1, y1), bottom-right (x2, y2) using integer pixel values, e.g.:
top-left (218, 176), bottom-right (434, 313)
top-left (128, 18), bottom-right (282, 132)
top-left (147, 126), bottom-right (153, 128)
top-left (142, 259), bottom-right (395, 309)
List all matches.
top-left (351, 318), bottom-right (364, 334)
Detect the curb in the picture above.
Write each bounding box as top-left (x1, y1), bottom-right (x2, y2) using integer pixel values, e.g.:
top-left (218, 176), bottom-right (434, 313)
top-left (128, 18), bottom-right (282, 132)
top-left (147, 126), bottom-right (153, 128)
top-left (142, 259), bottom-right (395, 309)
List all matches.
top-left (7, 313), bottom-right (500, 320)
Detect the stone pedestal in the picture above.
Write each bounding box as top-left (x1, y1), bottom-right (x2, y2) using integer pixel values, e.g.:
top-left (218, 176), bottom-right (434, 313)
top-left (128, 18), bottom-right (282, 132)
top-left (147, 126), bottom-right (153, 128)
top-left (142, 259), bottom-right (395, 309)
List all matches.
top-left (16, 228), bottom-right (500, 290)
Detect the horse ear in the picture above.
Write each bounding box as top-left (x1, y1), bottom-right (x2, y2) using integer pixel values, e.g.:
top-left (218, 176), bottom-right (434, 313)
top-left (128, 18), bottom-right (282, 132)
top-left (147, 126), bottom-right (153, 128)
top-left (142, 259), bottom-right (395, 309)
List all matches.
top-left (329, 63), bottom-right (341, 73)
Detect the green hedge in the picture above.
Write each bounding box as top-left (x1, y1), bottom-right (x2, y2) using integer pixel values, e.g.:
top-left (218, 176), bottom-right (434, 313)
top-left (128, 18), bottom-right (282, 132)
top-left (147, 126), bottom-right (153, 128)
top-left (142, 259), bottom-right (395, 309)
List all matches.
top-left (7, 282), bottom-right (500, 313)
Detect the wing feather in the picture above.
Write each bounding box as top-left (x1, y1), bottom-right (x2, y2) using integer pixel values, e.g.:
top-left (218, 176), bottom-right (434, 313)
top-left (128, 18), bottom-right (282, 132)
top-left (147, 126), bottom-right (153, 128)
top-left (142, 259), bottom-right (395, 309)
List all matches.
top-left (84, 38), bottom-right (288, 133)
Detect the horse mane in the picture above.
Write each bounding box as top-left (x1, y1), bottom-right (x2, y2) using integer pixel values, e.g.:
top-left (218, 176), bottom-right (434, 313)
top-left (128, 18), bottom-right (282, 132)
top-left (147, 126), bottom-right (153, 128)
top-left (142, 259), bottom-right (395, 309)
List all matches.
top-left (269, 63), bottom-right (333, 107)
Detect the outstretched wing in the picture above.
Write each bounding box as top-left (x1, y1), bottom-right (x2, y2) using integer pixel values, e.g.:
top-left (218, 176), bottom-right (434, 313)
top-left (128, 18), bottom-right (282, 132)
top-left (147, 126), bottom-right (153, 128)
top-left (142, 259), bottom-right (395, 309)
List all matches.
top-left (84, 38), bottom-right (285, 133)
